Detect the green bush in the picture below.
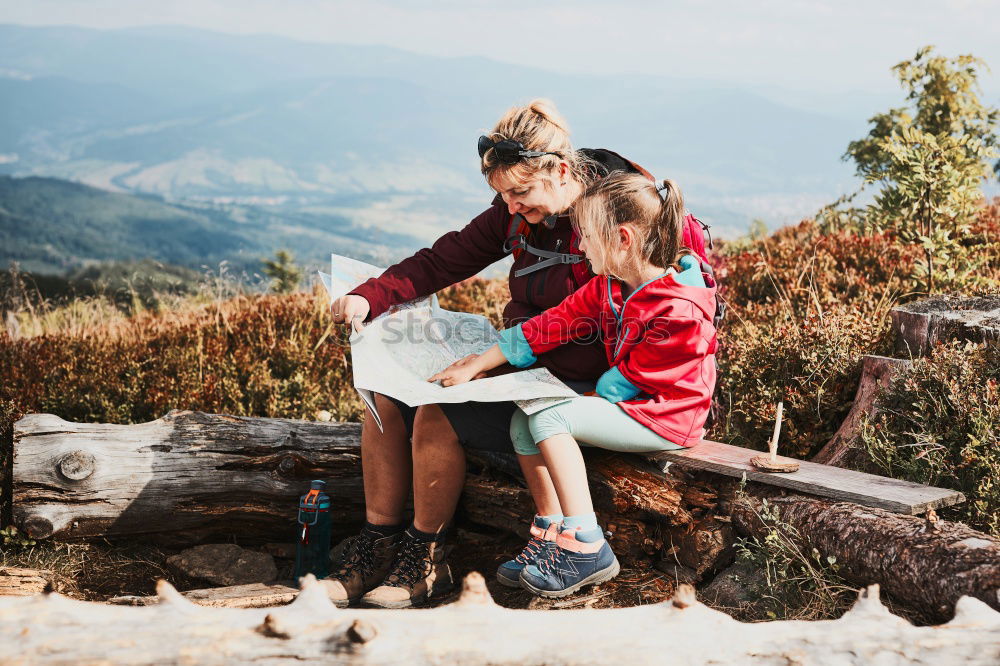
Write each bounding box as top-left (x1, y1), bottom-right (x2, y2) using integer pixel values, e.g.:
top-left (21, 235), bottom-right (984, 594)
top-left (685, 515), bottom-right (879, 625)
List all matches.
top-left (861, 341), bottom-right (1000, 535)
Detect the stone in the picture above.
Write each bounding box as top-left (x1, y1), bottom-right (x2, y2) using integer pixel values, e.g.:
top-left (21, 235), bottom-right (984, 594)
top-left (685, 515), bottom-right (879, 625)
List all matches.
top-left (699, 560), bottom-right (764, 610)
top-left (166, 544), bottom-right (277, 587)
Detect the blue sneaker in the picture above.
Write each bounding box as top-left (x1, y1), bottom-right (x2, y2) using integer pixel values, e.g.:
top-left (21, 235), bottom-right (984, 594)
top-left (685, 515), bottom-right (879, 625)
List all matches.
top-left (518, 526), bottom-right (620, 598)
top-left (496, 517), bottom-right (559, 588)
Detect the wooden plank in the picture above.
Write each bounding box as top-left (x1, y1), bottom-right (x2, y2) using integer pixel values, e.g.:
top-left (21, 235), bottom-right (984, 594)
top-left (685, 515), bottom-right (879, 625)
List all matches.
top-left (108, 581), bottom-right (298, 608)
top-left (647, 440), bottom-right (965, 515)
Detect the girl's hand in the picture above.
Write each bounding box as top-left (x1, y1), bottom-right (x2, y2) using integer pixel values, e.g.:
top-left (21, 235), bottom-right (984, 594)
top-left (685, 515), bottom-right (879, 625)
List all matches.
top-left (331, 294), bottom-right (370, 333)
top-left (428, 354), bottom-right (488, 386)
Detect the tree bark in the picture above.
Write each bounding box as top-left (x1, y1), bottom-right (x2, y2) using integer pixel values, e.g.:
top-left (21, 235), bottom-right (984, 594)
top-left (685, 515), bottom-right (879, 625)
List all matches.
top-left (812, 355), bottom-right (912, 467)
top-left (0, 567), bottom-right (52, 597)
top-left (891, 295), bottom-right (1000, 357)
top-left (731, 495), bottom-right (1000, 622)
top-left (1, 574), bottom-right (998, 665)
top-left (13, 411), bottom-right (728, 570)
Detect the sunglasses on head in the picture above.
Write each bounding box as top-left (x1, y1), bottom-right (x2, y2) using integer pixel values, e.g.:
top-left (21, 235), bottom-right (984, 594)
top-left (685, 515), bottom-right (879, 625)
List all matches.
top-left (478, 135), bottom-right (561, 165)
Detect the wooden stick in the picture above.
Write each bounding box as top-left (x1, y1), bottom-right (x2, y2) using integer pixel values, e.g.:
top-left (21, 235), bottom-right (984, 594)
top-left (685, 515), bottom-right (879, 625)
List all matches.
top-left (769, 401), bottom-right (784, 463)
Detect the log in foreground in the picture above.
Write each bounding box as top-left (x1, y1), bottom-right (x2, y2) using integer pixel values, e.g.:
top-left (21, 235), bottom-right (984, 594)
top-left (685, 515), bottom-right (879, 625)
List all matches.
top-left (12, 411), bottom-right (729, 570)
top-left (1, 574), bottom-right (998, 665)
top-left (731, 495), bottom-right (1000, 620)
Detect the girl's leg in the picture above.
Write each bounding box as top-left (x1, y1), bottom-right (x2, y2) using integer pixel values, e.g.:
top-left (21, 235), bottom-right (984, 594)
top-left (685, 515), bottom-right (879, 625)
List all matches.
top-left (496, 409), bottom-right (564, 587)
top-left (530, 396), bottom-right (685, 454)
top-left (511, 409), bottom-right (563, 517)
top-left (518, 397), bottom-right (680, 598)
top-left (535, 434), bottom-right (592, 517)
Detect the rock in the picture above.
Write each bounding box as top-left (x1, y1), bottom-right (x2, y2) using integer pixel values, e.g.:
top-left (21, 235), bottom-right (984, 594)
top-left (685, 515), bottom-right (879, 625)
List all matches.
top-left (262, 543), bottom-right (297, 560)
top-left (699, 560), bottom-right (764, 610)
top-left (166, 544), bottom-right (277, 587)
top-left (654, 561), bottom-right (700, 585)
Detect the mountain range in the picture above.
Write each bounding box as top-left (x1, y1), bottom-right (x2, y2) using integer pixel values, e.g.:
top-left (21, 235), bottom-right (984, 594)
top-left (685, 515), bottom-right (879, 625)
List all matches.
top-left (0, 23), bottom-right (889, 272)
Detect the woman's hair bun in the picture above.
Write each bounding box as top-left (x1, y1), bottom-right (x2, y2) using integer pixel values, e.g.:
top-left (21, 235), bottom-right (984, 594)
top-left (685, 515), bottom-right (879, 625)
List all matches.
top-left (527, 98), bottom-right (570, 134)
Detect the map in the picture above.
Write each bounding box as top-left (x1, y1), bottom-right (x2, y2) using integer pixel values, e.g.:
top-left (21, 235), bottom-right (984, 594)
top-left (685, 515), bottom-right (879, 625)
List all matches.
top-left (319, 254), bottom-right (577, 429)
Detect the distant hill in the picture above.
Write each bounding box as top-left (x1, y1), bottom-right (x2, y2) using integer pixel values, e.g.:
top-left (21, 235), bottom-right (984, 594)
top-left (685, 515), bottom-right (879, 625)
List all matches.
top-left (0, 175), bottom-right (426, 275)
top-left (0, 23), bottom-right (872, 238)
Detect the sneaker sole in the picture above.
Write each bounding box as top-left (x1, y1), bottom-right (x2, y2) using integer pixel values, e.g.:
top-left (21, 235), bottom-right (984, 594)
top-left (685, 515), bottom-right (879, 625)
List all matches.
top-left (361, 581), bottom-right (456, 609)
top-left (519, 558), bottom-right (621, 599)
top-left (330, 594), bottom-right (361, 609)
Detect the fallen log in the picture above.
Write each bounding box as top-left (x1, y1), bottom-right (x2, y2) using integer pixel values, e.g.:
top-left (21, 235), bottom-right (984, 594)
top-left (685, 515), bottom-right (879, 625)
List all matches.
top-left (812, 355), bottom-right (913, 468)
top-left (1, 573), bottom-right (998, 665)
top-left (891, 294), bottom-right (1000, 357)
top-left (731, 495), bottom-right (1000, 621)
top-left (13, 411), bottom-right (726, 570)
top-left (0, 566), bottom-right (52, 596)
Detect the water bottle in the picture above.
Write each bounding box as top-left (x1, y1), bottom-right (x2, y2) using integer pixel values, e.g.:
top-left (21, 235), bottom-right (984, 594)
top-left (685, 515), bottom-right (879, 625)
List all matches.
top-left (293, 480), bottom-right (332, 582)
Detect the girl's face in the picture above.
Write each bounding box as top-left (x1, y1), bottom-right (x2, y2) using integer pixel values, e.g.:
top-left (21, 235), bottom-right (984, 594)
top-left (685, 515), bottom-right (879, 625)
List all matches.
top-left (576, 216), bottom-right (635, 277)
top-left (492, 169), bottom-right (565, 224)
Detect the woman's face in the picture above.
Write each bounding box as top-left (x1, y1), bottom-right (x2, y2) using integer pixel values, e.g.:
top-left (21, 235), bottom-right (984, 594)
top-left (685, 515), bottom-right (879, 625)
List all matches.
top-left (492, 170), bottom-right (565, 224)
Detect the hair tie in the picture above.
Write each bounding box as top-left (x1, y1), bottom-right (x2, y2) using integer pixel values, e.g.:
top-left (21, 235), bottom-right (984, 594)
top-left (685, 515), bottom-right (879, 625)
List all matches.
top-left (655, 181), bottom-right (669, 200)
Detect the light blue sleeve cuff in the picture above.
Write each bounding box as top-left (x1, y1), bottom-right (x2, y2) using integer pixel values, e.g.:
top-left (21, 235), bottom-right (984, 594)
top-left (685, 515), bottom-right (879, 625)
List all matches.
top-left (596, 366), bottom-right (641, 403)
top-left (497, 323), bottom-right (537, 368)
top-left (674, 254), bottom-right (707, 287)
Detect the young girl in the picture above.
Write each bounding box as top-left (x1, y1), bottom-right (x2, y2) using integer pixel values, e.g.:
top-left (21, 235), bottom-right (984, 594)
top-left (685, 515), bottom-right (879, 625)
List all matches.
top-left (428, 173), bottom-right (718, 598)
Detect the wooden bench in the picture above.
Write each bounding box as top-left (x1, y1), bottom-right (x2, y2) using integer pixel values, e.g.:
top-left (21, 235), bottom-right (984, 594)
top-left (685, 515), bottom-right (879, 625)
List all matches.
top-left (648, 439), bottom-right (965, 515)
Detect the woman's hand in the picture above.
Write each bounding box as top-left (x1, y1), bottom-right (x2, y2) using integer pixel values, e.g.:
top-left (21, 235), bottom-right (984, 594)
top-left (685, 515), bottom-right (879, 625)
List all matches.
top-left (331, 294), bottom-right (370, 333)
top-left (428, 354), bottom-right (488, 387)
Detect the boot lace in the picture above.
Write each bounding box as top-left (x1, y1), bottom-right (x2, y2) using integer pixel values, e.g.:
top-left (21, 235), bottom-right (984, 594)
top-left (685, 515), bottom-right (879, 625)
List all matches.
top-left (536, 544), bottom-right (568, 576)
top-left (384, 536), bottom-right (432, 588)
top-left (332, 532), bottom-right (378, 581)
top-left (514, 533), bottom-right (556, 565)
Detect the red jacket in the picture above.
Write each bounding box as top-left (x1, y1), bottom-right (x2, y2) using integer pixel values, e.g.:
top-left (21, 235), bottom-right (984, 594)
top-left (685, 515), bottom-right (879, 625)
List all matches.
top-left (507, 264), bottom-right (718, 446)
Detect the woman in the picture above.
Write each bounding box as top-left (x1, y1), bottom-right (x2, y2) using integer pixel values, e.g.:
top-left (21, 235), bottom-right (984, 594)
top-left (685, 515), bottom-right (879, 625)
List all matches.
top-left (327, 99), bottom-right (668, 608)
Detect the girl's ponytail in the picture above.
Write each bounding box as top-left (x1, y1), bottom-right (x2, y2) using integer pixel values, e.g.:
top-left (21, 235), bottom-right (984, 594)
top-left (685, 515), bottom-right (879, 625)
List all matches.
top-left (654, 179), bottom-right (686, 270)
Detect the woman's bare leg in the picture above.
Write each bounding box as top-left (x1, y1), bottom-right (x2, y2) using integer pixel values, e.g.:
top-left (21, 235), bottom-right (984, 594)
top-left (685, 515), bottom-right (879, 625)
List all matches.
top-left (361, 393), bottom-right (412, 526)
top-left (410, 404), bottom-right (466, 534)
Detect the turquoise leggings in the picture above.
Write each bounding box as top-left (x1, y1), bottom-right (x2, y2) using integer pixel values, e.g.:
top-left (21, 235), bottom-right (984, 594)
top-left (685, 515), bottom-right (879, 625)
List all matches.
top-left (509, 396), bottom-right (684, 456)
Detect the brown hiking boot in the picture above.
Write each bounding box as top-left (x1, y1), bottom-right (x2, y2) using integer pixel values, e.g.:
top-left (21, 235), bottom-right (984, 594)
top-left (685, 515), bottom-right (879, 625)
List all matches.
top-left (321, 528), bottom-right (404, 608)
top-left (361, 530), bottom-right (454, 608)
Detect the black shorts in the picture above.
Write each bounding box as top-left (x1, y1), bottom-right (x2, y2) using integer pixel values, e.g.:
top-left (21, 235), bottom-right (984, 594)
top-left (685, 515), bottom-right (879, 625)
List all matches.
top-left (384, 379), bottom-right (596, 454)
top-left (386, 396), bottom-right (519, 453)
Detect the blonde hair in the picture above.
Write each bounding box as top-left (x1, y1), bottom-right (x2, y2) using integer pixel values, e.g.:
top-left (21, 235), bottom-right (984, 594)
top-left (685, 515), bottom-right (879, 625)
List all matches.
top-left (571, 173), bottom-right (688, 278)
top-left (480, 98), bottom-right (593, 189)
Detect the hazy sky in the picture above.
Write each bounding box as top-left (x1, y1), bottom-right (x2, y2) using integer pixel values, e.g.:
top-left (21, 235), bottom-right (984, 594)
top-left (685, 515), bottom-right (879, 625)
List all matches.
top-left (2, 0), bottom-right (999, 95)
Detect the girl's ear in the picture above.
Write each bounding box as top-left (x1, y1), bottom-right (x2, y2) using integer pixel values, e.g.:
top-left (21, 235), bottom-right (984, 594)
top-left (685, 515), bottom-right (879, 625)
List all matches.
top-left (619, 225), bottom-right (633, 250)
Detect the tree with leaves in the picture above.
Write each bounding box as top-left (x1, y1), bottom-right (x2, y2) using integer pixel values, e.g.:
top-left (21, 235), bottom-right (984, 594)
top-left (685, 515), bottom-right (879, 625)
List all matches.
top-left (262, 249), bottom-right (302, 294)
top-left (834, 47), bottom-right (998, 293)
